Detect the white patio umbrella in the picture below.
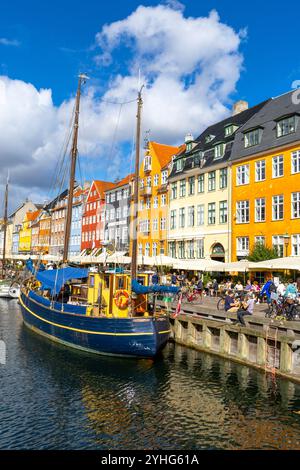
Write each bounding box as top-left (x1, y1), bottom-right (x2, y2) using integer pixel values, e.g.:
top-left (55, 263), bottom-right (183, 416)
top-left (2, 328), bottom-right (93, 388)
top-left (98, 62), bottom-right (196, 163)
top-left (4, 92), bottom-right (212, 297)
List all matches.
top-left (250, 256), bottom-right (300, 271)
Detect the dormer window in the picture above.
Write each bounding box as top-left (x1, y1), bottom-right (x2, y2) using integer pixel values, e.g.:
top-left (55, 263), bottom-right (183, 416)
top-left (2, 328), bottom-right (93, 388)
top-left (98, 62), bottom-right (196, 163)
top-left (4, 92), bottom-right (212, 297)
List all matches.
top-left (176, 159), bottom-right (183, 172)
top-left (244, 128), bottom-right (262, 148)
top-left (214, 143), bottom-right (225, 159)
top-left (186, 142), bottom-right (193, 152)
top-left (224, 124), bottom-right (238, 137)
top-left (276, 115), bottom-right (297, 137)
top-left (205, 134), bottom-right (215, 144)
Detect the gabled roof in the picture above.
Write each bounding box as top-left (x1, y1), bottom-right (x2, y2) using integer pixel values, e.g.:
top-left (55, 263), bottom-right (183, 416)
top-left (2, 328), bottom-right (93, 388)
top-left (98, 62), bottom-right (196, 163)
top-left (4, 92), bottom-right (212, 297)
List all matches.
top-left (91, 180), bottom-right (115, 199)
top-left (169, 99), bottom-right (270, 178)
top-left (150, 141), bottom-right (181, 168)
top-left (105, 173), bottom-right (134, 192)
top-left (230, 90), bottom-right (300, 161)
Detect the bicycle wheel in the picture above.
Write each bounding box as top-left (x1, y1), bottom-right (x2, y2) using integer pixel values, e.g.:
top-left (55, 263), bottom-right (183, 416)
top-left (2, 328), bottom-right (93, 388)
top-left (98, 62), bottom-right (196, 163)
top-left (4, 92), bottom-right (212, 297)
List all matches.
top-left (191, 293), bottom-right (201, 305)
top-left (217, 298), bottom-right (225, 311)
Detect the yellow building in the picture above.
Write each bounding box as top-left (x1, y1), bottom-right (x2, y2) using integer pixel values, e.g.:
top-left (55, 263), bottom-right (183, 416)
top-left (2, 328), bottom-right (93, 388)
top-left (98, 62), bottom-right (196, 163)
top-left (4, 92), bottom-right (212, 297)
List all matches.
top-left (231, 90), bottom-right (300, 260)
top-left (135, 141), bottom-right (181, 258)
top-left (167, 100), bottom-right (267, 265)
top-left (19, 210), bottom-right (40, 253)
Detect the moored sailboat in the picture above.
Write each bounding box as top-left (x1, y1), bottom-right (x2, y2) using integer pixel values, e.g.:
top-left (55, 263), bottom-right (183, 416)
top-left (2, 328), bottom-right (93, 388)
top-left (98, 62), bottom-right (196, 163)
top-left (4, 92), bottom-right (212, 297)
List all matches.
top-left (19, 75), bottom-right (178, 357)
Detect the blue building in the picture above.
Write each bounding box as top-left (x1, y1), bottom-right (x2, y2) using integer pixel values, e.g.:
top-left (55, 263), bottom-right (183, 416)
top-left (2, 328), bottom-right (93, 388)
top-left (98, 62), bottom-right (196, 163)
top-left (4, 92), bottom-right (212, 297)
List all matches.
top-left (69, 187), bottom-right (87, 258)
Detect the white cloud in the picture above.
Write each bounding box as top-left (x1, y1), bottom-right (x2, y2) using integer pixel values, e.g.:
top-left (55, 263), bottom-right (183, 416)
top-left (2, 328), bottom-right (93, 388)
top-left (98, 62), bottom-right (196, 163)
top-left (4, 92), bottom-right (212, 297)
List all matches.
top-left (0, 3), bottom-right (245, 210)
top-left (0, 38), bottom-right (20, 47)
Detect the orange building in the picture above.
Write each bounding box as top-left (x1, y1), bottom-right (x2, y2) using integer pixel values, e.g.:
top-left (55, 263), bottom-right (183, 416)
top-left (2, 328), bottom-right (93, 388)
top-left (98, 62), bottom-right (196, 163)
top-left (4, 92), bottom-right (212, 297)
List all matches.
top-left (231, 91), bottom-right (300, 260)
top-left (38, 210), bottom-right (52, 254)
top-left (135, 141), bottom-right (181, 258)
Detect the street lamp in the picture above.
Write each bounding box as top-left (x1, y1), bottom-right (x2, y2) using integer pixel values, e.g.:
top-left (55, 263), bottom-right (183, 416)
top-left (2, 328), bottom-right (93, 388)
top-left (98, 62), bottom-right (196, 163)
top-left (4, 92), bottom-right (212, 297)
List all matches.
top-left (283, 233), bottom-right (290, 257)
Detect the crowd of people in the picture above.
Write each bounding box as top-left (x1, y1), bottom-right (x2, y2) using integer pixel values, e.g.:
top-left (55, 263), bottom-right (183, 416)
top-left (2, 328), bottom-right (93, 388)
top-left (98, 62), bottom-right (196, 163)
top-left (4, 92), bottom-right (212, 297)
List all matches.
top-left (151, 270), bottom-right (300, 325)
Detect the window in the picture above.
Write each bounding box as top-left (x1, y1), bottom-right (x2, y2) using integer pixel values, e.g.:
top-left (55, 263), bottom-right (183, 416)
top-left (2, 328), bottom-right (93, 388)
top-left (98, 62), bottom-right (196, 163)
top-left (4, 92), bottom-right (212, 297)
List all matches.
top-left (160, 218), bottom-right (166, 230)
top-left (291, 150), bottom-right (300, 174)
top-left (145, 242), bottom-right (150, 256)
top-left (140, 179), bottom-right (144, 189)
top-left (196, 239), bottom-right (204, 258)
top-left (152, 218), bottom-right (158, 231)
top-left (111, 193), bottom-right (115, 202)
top-left (139, 200), bottom-right (144, 211)
top-left (237, 237), bottom-right (249, 255)
top-left (277, 115), bottom-right (296, 137)
top-left (219, 200), bottom-right (228, 224)
top-left (188, 176), bottom-right (195, 195)
top-left (171, 182), bottom-right (177, 199)
top-left (161, 170), bottom-right (168, 185)
top-left (208, 171), bottom-right (216, 191)
top-left (292, 234), bottom-right (300, 256)
top-left (138, 243), bottom-right (143, 255)
top-left (170, 210), bottom-right (176, 230)
top-left (208, 203), bottom-right (216, 225)
top-left (179, 208), bottom-right (185, 228)
top-left (244, 128), bottom-right (262, 148)
top-left (236, 165), bottom-right (249, 185)
top-left (188, 206), bottom-right (195, 227)
top-left (225, 125), bottom-right (233, 136)
top-left (154, 174), bottom-right (159, 186)
top-left (236, 200), bottom-right (250, 223)
top-left (153, 197), bottom-right (158, 208)
top-left (117, 191), bottom-right (121, 201)
top-left (146, 198), bottom-right (151, 209)
top-left (292, 192), bottom-right (300, 218)
top-left (179, 180), bottom-right (186, 197)
top-left (197, 204), bottom-right (204, 226)
top-left (214, 143), bottom-right (225, 159)
top-left (187, 240), bottom-right (194, 259)
top-left (144, 155), bottom-right (151, 171)
top-left (272, 235), bottom-right (284, 257)
top-left (255, 160), bottom-right (266, 181)
top-left (123, 206), bottom-right (128, 218)
top-left (161, 194), bottom-right (167, 206)
top-left (255, 236), bottom-right (265, 246)
top-left (272, 155), bottom-right (284, 178)
top-left (198, 174), bottom-right (204, 193)
top-left (168, 241), bottom-right (176, 258)
top-left (146, 176), bottom-right (151, 187)
top-left (176, 159), bottom-right (183, 172)
top-left (116, 207), bottom-right (121, 219)
top-left (152, 242), bottom-right (158, 257)
top-left (255, 198), bottom-right (266, 222)
top-left (219, 168), bottom-right (227, 189)
top-left (178, 241), bottom-right (185, 259)
top-left (272, 195), bottom-right (284, 220)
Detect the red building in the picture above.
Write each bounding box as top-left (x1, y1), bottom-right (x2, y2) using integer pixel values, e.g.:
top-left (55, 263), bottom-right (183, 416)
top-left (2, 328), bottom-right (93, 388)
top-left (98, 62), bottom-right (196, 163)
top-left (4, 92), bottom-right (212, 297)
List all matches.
top-left (81, 180), bottom-right (114, 254)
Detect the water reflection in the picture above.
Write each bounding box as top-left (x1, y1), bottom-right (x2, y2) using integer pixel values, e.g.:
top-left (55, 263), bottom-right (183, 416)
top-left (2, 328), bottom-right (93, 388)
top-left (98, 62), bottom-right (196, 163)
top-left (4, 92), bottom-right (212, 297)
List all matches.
top-left (1, 302), bottom-right (300, 449)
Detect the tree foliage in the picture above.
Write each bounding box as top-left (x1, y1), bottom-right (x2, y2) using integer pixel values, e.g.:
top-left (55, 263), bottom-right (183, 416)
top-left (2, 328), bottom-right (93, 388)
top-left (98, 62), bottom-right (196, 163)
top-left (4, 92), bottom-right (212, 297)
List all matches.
top-left (247, 243), bottom-right (279, 262)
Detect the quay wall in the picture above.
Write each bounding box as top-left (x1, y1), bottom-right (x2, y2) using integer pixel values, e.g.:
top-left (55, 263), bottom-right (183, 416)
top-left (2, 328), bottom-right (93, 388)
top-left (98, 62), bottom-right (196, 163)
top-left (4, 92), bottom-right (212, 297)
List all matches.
top-left (169, 312), bottom-right (300, 383)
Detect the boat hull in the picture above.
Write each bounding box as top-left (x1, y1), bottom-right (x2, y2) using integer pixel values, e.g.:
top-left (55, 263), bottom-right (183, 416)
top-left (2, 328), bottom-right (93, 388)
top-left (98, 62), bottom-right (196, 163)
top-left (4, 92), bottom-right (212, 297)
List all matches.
top-left (19, 290), bottom-right (170, 358)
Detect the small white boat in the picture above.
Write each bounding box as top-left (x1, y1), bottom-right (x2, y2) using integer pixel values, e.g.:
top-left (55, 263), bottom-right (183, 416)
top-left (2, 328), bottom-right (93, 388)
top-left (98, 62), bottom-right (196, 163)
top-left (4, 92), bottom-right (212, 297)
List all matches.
top-left (0, 282), bottom-right (20, 299)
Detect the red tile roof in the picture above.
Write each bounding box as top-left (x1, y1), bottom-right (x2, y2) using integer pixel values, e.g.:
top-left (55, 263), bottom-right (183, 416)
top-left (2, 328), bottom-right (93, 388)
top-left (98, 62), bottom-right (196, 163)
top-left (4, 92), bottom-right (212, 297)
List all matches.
top-left (150, 141), bottom-right (181, 168)
top-left (105, 173), bottom-right (134, 191)
top-left (93, 180), bottom-right (115, 198)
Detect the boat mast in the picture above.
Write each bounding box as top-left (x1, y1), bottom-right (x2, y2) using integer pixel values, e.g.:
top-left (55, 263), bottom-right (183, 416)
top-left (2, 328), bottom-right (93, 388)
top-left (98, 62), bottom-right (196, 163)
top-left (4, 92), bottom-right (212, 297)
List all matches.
top-left (2, 174), bottom-right (8, 278)
top-left (63, 74), bottom-right (87, 263)
top-left (131, 87), bottom-right (143, 281)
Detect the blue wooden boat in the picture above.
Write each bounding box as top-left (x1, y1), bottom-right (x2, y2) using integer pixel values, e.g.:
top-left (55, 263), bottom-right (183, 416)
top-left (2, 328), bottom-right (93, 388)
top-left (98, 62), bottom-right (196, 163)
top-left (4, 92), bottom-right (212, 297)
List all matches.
top-left (20, 269), bottom-right (177, 358)
top-left (19, 77), bottom-right (179, 359)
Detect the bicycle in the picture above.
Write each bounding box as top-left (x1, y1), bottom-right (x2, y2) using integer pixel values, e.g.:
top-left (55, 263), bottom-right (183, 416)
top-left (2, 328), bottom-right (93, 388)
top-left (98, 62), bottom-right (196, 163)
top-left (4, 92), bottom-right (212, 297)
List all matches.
top-left (181, 287), bottom-right (202, 304)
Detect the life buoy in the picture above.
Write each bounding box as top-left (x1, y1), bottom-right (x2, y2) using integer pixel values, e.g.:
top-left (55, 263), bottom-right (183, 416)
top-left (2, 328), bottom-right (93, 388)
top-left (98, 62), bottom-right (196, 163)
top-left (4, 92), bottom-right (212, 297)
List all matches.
top-left (114, 290), bottom-right (129, 309)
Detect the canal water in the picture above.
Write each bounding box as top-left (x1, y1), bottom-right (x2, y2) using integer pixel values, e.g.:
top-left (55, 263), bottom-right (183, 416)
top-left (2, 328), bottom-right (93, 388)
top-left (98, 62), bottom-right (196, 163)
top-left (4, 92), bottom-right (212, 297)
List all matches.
top-left (1, 299), bottom-right (300, 450)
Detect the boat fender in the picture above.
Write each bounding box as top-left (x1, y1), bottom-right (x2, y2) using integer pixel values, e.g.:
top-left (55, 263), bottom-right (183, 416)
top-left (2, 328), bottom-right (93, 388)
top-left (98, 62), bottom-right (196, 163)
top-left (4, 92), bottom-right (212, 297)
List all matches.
top-left (114, 290), bottom-right (129, 309)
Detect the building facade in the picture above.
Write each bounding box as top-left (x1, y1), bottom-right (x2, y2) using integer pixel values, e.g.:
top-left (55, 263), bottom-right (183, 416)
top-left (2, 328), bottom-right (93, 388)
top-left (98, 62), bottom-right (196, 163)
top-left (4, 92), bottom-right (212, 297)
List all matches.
top-left (69, 187), bottom-right (87, 257)
top-left (231, 90), bottom-right (300, 260)
top-left (18, 209), bottom-right (41, 254)
top-left (81, 180), bottom-right (114, 255)
top-left (104, 175), bottom-right (133, 252)
top-left (168, 100), bottom-right (267, 263)
top-left (135, 141), bottom-right (180, 258)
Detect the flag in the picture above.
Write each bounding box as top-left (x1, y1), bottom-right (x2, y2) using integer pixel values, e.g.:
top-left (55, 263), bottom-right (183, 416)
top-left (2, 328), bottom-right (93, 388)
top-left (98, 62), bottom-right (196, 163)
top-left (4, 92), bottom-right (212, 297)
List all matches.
top-left (173, 293), bottom-right (183, 318)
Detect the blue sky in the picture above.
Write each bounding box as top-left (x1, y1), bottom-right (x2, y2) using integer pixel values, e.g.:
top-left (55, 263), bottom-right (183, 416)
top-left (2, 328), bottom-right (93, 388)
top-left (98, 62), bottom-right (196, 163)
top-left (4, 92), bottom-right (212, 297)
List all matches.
top-left (2, 0), bottom-right (299, 105)
top-left (1, 0), bottom-right (300, 207)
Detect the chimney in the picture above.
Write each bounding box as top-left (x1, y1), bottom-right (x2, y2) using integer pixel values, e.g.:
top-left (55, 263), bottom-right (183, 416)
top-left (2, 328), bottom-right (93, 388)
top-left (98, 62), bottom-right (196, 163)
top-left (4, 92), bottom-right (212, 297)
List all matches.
top-left (185, 132), bottom-right (194, 143)
top-left (232, 100), bottom-right (248, 116)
